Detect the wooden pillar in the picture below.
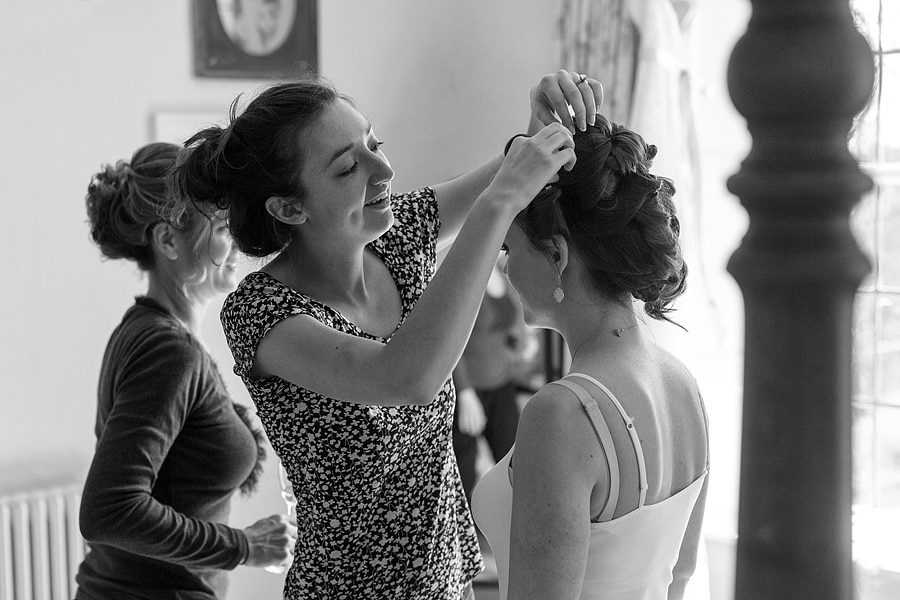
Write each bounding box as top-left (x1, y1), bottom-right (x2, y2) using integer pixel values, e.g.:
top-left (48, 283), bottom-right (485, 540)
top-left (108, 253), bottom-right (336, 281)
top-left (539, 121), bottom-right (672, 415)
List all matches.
top-left (726, 2), bottom-right (874, 598)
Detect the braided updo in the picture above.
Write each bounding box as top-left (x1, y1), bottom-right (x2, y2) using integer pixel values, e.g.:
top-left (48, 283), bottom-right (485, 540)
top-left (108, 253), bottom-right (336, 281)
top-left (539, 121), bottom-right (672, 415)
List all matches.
top-left (513, 116), bottom-right (687, 324)
top-left (85, 142), bottom-right (180, 271)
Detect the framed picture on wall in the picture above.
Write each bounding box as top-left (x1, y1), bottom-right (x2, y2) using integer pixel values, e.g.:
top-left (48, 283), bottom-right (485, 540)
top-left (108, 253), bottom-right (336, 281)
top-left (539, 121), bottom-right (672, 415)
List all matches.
top-left (193, 0), bottom-right (318, 79)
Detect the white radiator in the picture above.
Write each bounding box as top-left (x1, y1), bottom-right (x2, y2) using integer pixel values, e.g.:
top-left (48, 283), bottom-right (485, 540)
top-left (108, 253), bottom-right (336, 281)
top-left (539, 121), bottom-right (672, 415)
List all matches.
top-left (0, 485), bottom-right (85, 600)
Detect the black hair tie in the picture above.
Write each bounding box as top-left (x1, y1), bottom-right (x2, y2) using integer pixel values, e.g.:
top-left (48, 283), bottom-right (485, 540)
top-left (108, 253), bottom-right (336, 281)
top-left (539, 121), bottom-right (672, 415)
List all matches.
top-left (504, 133), bottom-right (531, 156)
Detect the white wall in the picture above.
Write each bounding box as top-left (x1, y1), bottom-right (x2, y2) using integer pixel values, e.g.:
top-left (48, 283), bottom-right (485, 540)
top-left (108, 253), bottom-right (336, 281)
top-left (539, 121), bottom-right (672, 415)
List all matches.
top-left (0, 0), bottom-right (560, 596)
top-left (0, 1), bottom-right (751, 598)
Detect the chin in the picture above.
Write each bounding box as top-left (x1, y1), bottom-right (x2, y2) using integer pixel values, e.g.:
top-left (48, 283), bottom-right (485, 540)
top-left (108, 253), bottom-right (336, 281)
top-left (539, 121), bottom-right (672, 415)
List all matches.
top-left (369, 210), bottom-right (395, 240)
top-left (521, 306), bottom-right (539, 328)
top-left (382, 208), bottom-right (395, 229)
top-left (521, 305), bottom-right (551, 330)
top-left (217, 272), bottom-right (240, 294)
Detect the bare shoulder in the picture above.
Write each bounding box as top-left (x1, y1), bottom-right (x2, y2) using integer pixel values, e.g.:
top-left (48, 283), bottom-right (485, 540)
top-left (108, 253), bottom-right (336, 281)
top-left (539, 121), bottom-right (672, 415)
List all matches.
top-left (653, 343), bottom-right (700, 391)
top-left (518, 381), bottom-right (590, 432)
top-left (515, 381), bottom-right (606, 476)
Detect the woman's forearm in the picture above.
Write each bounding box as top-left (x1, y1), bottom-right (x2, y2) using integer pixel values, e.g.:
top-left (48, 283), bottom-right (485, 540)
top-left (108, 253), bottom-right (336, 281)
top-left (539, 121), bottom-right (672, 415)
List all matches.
top-left (433, 153), bottom-right (504, 252)
top-left (380, 193), bottom-right (519, 404)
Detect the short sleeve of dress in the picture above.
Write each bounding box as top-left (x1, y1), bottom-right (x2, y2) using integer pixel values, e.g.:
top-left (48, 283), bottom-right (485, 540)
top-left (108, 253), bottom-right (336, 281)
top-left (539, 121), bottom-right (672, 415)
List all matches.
top-left (221, 280), bottom-right (325, 380)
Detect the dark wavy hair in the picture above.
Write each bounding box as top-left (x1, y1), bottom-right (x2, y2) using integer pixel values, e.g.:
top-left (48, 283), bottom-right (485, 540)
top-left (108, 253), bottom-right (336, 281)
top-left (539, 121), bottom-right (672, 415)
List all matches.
top-left (85, 142), bottom-right (181, 271)
top-left (171, 76), bottom-right (351, 257)
top-left (513, 116), bottom-right (687, 325)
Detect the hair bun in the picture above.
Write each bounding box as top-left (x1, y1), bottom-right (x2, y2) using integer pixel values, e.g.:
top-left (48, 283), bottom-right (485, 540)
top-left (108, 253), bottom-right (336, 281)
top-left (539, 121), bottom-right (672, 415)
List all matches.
top-left (552, 118), bottom-right (660, 230)
top-left (85, 142), bottom-right (179, 270)
top-left (514, 115), bottom-right (687, 328)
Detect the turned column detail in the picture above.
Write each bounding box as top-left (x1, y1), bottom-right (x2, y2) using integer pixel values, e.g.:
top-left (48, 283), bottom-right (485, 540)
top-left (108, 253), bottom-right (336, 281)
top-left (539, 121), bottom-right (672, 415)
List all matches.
top-left (726, 1), bottom-right (874, 598)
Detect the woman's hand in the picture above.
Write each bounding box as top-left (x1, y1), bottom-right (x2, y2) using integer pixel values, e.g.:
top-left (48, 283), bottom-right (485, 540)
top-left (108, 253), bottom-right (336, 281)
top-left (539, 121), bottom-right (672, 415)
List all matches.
top-left (530, 69), bottom-right (604, 135)
top-left (487, 122), bottom-right (576, 212)
top-left (242, 513), bottom-right (297, 569)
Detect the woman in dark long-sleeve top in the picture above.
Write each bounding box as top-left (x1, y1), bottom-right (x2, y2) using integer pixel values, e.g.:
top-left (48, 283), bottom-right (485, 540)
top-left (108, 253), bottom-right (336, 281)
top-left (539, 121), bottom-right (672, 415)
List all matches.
top-left (76, 142), bottom-right (296, 600)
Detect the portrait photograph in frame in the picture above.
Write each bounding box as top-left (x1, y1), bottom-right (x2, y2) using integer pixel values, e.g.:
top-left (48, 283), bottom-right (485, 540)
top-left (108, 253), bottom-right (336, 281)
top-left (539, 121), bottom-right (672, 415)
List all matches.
top-left (193, 0), bottom-right (318, 79)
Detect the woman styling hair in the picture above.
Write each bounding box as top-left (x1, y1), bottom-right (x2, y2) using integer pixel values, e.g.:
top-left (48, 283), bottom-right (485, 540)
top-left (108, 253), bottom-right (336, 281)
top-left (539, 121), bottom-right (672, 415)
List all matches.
top-left (172, 71), bottom-right (601, 599)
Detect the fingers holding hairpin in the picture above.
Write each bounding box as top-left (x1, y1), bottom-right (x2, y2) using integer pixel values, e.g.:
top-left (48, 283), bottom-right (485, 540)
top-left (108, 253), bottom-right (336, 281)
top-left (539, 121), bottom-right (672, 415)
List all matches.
top-left (529, 70), bottom-right (596, 134)
top-left (493, 122), bottom-right (575, 210)
top-left (530, 71), bottom-right (573, 133)
top-left (591, 79), bottom-right (604, 118)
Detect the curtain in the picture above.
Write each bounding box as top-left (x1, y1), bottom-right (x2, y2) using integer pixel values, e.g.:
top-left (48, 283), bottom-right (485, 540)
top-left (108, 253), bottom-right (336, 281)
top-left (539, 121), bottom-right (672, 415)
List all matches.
top-left (560, 0), bottom-right (723, 356)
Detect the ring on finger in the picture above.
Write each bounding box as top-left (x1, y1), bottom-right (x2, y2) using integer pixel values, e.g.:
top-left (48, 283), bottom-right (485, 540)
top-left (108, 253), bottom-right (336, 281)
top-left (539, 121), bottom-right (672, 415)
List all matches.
top-left (576, 73), bottom-right (588, 86)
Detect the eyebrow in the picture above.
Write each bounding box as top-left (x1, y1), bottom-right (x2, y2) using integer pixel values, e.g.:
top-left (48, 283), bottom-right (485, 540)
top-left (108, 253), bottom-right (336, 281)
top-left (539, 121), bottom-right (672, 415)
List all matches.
top-left (326, 123), bottom-right (373, 167)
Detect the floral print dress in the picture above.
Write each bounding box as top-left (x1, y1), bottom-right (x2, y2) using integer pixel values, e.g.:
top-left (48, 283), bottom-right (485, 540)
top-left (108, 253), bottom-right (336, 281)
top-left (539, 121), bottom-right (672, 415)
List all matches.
top-left (221, 188), bottom-right (483, 599)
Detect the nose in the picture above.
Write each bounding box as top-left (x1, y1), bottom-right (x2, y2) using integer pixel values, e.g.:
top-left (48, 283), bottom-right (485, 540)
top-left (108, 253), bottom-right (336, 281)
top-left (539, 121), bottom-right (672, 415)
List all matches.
top-left (369, 152), bottom-right (394, 186)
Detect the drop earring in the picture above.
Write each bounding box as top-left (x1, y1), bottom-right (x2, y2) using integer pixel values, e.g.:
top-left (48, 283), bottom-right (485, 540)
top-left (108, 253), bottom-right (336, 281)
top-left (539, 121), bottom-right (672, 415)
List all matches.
top-left (553, 266), bottom-right (565, 303)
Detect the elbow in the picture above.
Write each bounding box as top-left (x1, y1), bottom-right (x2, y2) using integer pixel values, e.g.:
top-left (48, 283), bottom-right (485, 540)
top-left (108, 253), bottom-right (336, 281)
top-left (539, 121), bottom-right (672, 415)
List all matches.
top-left (79, 506), bottom-right (107, 543)
top-left (385, 373), bottom-right (445, 407)
top-left (79, 493), bottom-right (124, 544)
top-left (353, 345), bottom-right (449, 406)
top-left (406, 380), bottom-right (443, 406)
top-left (390, 387), bottom-right (439, 408)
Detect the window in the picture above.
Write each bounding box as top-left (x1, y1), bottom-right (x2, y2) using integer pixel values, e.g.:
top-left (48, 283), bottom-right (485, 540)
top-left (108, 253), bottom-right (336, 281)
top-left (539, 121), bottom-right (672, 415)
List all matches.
top-left (850, 0), bottom-right (900, 581)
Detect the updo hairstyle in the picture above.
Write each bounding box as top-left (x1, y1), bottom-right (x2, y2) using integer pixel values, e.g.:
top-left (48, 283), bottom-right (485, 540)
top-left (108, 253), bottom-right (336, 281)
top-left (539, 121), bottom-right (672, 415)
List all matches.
top-left (172, 77), bottom-right (348, 257)
top-left (514, 116), bottom-right (687, 324)
top-left (85, 142), bottom-right (180, 271)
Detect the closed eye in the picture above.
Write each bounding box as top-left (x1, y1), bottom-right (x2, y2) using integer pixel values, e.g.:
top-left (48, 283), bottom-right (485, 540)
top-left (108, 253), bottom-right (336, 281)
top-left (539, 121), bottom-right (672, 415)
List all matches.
top-left (338, 139), bottom-right (385, 176)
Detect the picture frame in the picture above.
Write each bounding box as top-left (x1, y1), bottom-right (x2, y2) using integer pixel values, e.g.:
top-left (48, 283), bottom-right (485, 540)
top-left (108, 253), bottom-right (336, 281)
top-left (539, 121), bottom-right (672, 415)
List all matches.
top-left (193, 0), bottom-right (318, 80)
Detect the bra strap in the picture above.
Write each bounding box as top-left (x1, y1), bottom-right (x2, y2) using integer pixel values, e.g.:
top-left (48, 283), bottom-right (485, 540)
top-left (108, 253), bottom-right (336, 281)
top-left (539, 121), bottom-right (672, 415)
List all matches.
top-left (698, 386), bottom-right (711, 471)
top-left (551, 379), bottom-right (620, 521)
top-left (567, 373), bottom-right (649, 507)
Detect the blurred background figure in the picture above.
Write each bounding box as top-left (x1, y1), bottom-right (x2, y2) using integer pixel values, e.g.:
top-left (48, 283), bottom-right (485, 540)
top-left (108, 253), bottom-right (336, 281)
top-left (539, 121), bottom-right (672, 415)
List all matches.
top-left (452, 256), bottom-right (540, 502)
top-left (76, 142), bottom-right (295, 600)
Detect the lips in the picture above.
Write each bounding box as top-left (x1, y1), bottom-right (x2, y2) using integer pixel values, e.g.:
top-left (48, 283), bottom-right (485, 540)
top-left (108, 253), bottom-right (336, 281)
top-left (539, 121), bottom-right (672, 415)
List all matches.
top-left (365, 189), bottom-right (389, 206)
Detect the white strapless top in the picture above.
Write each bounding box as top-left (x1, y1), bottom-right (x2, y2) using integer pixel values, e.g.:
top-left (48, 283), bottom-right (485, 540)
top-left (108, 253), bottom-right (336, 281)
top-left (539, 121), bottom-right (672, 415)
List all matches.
top-left (471, 373), bottom-right (708, 600)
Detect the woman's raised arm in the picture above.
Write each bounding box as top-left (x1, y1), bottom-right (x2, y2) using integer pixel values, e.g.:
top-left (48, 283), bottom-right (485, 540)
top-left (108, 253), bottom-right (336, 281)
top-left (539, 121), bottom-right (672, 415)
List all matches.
top-left (255, 124), bottom-right (575, 406)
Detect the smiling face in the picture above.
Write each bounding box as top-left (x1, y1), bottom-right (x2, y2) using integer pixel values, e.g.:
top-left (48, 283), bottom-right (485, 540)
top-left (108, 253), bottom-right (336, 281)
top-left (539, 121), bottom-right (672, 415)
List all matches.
top-left (294, 99), bottom-right (395, 246)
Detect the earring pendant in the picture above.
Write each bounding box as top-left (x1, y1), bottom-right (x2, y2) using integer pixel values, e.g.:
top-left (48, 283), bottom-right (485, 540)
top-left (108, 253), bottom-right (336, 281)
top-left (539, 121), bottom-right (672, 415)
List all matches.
top-left (553, 287), bottom-right (565, 303)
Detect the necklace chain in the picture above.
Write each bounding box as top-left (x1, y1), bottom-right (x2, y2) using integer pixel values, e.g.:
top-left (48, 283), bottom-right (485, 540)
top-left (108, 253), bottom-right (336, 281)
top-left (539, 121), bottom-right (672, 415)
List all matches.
top-left (570, 323), bottom-right (639, 360)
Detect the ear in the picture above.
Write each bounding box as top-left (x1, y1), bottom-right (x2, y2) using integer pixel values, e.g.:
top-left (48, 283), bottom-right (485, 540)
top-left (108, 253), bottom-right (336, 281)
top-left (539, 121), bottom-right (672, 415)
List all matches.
top-left (265, 196), bottom-right (307, 225)
top-left (548, 234), bottom-right (570, 275)
top-left (151, 222), bottom-right (180, 261)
